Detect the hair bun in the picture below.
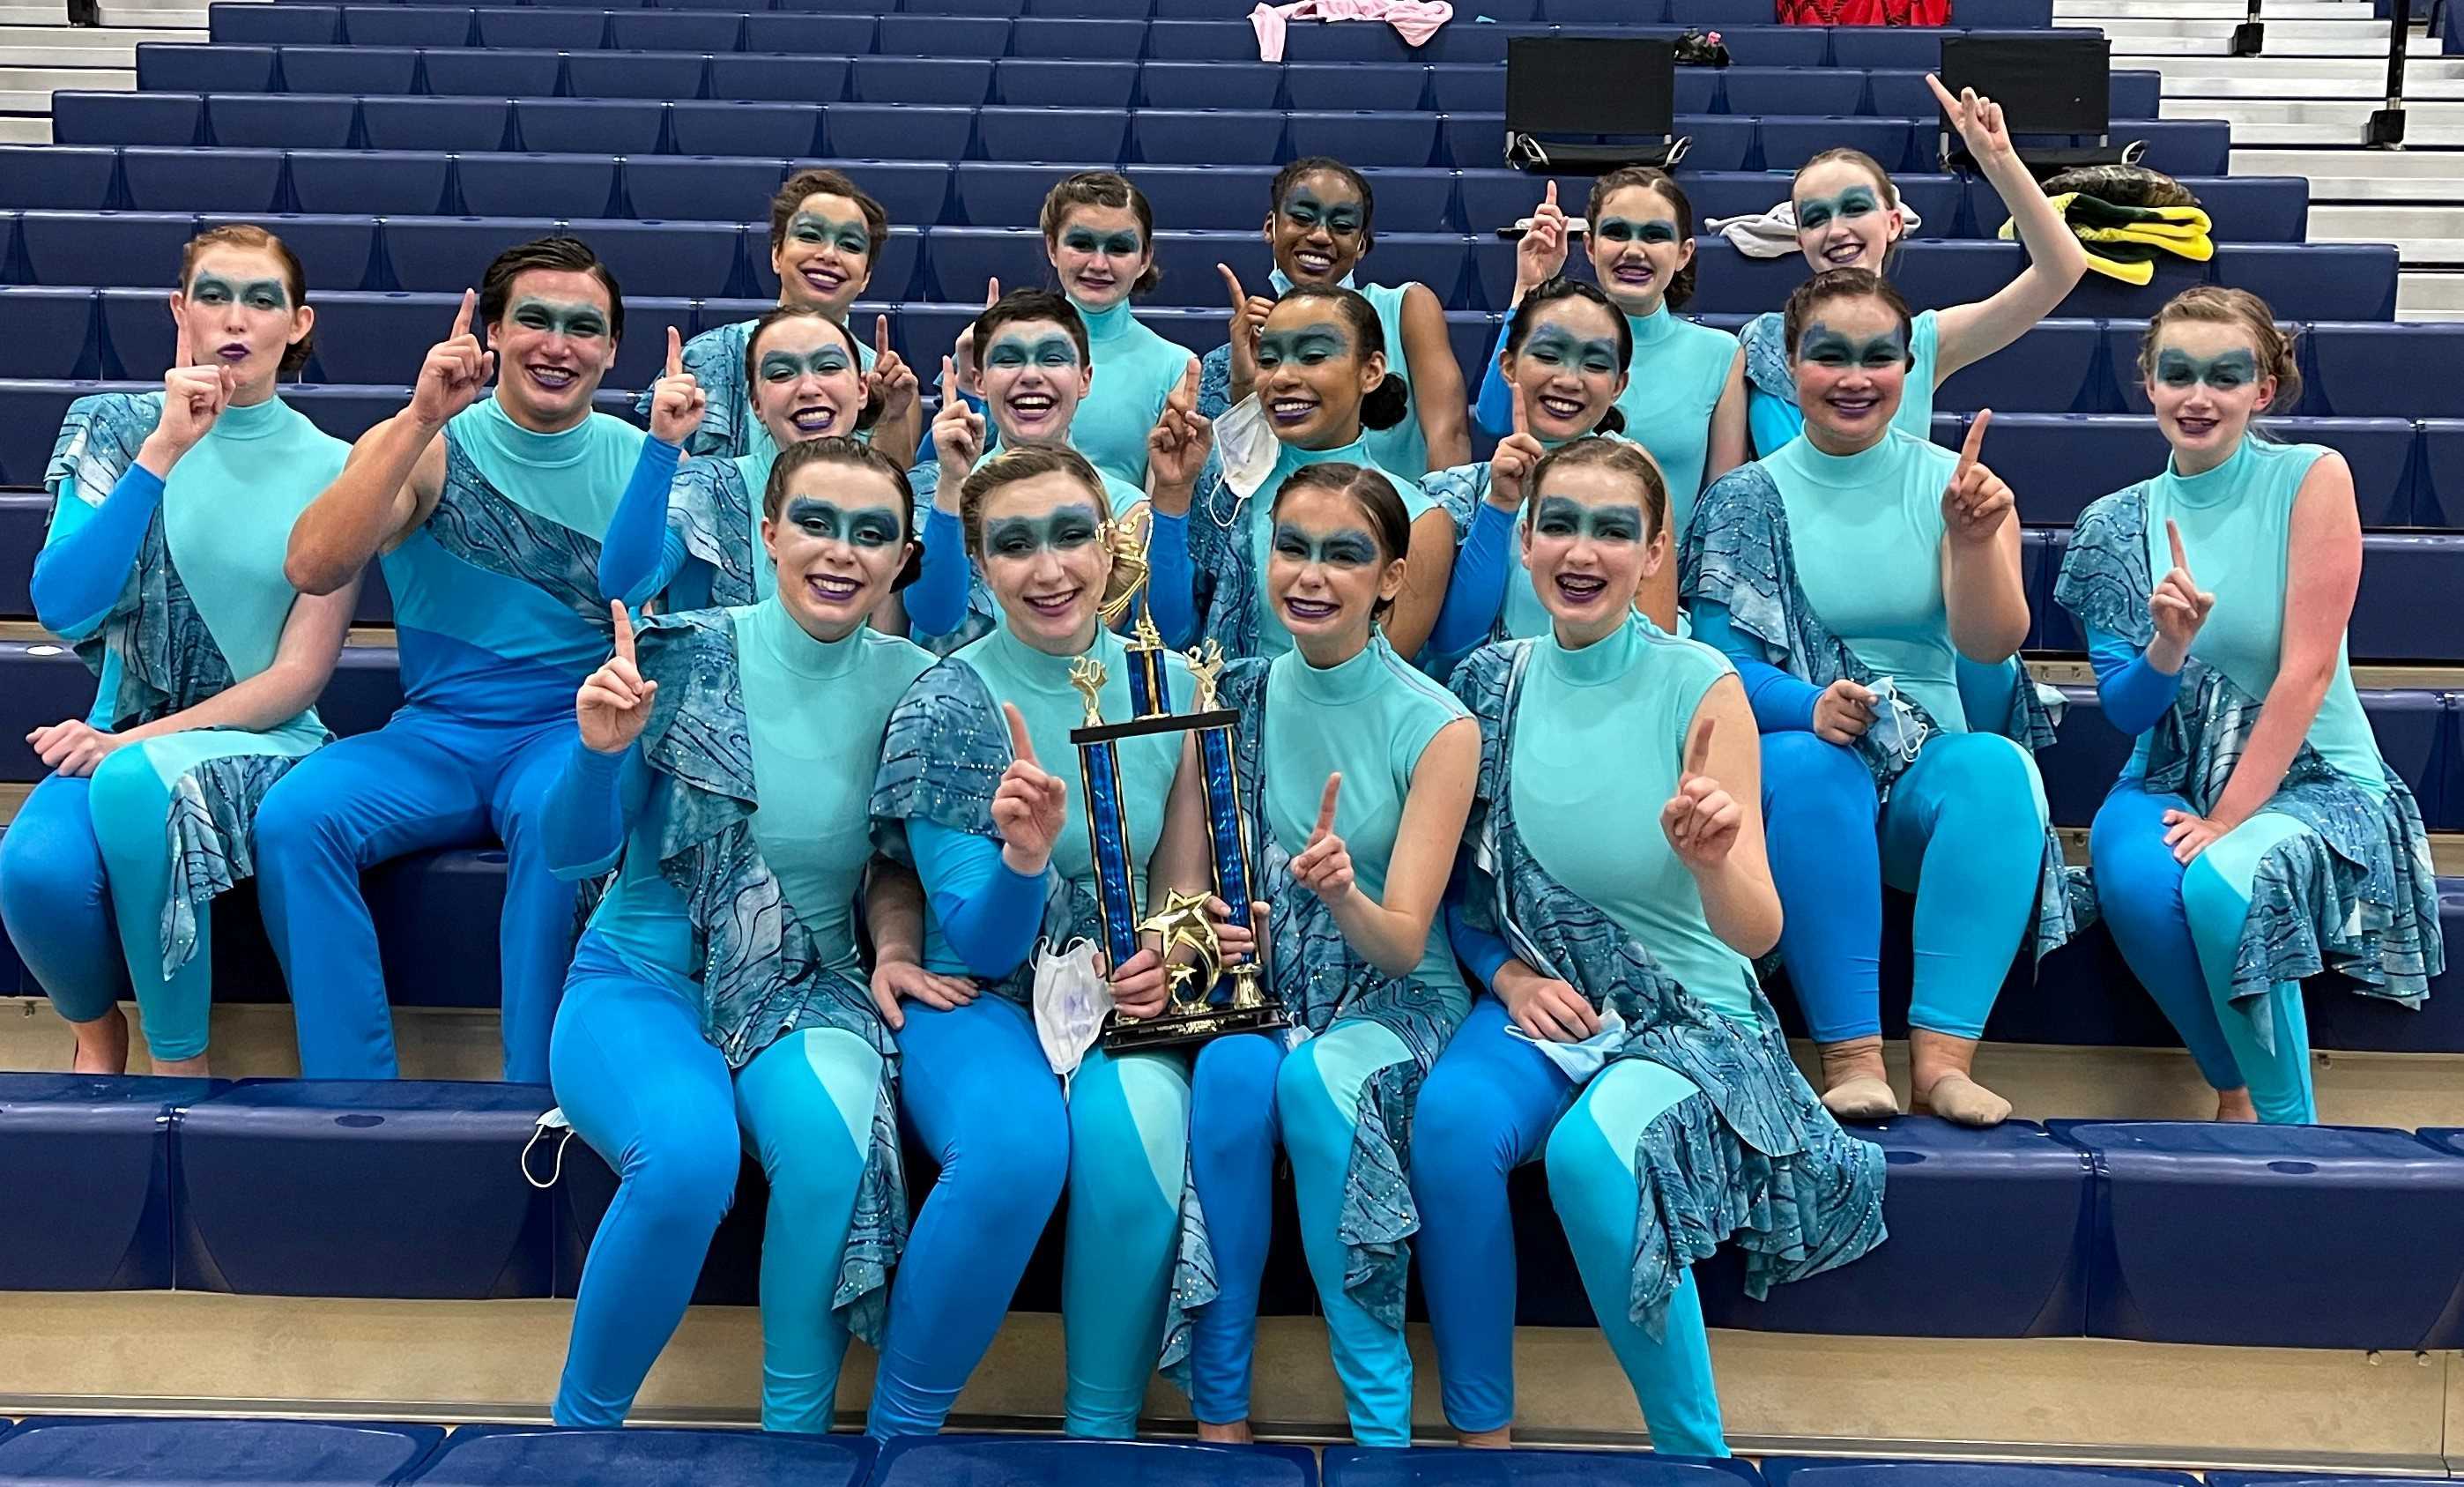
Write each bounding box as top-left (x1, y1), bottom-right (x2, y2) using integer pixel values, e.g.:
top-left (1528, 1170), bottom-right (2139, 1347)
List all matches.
top-left (1361, 371), bottom-right (1410, 431)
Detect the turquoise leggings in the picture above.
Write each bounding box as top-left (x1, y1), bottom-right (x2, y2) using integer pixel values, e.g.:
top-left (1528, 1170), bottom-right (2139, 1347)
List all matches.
top-left (1415, 1000), bottom-right (1727, 1453)
top-left (0, 750), bottom-right (258, 1061)
top-left (2090, 784), bottom-right (2318, 1122)
top-left (1062, 1033), bottom-right (1284, 1436)
top-left (551, 933), bottom-right (881, 1431)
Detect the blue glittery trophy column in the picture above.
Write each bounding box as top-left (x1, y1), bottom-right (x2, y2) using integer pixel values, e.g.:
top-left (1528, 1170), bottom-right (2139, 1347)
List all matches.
top-left (1068, 657), bottom-right (1141, 973)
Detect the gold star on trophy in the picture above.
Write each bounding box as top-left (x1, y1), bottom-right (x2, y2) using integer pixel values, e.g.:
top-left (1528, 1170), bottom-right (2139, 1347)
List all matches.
top-left (1139, 888), bottom-right (1222, 1012)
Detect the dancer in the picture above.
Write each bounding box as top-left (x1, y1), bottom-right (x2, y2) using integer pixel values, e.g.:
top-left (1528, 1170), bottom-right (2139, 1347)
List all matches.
top-left (546, 436), bottom-right (946, 1432)
top-left (257, 236), bottom-right (644, 1082)
top-left (0, 225), bottom-right (352, 1076)
top-left (1199, 157), bottom-right (1471, 480)
top-left (1683, 269), bottom-right (2076, 1126)
top-left (2062, 288), bottom-right (2442, 1124)
top-left (1039, 172), bottom-right (1192, 490)
top-left (1419, 436), bottom-right (1886, 1449)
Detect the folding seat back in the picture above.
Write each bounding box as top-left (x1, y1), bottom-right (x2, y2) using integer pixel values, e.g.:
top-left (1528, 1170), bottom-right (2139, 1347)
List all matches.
top-left (791, 160), bottom-right (953, 231)
top-left (515, 98), bottom-right (666, 154)
top-left (2169, 174), bottom-right (2306, 244)
top-left (0, 293), bottom-right (93, 382)
top-left (0, 1417), bottom-right (442, 1486)
top-left (744, 13), bottom-right (879, 56)
top-left (2110, 67), bottom-right (2160, 118)
top-left (562, 219), bottom-right (745, 301)
top-left (976, 105), bottom-right (1128, 165)
top-left (606, 296), bottom-right (700, 390)
top-left (566, 50), bottom-right (710, 102)
top-left (1684, 237), bottom-right (1808, 316)
top-left (2419, 420), bottom-right (2464, 529)
top-left (951, 162), bottom-right (1060, 229)
top-left (2350, 532), bottom-right (2464, 662)
top-left (1829, 27), bottom-right (1949, 71)
top-left (277, 43), bottom-right (420, 95)
top-left (456, 152), bottom-right (619, 218)
top-left (668, 100), bottom-right (819, 158)
top-left (1033, 0), bottom-right (1149, 15)
top-left (996, 58), bottom-right (1139, 108)
top-left (1136, 60), bottom-right (1277, 109)
top-left (0, 145), bottom-right (119, 212)
top-left (910, 0), bottom-right (1026, 14)
top-left (1287, 110), bottom-right (1436, 167)
top-left (204, 209), bottom-right (381, 294)
top-left (421, 48), bottom-right (567, 99)
top-left (361, 95), bottom-right (512, 152)
top-left (17, 210), bottom-right (199, 292)
top-left (309, 291), bottom-right (458, 383)
top-left (472, 5), bottom-right (607, 50)
top-left (1295, 63), bottom-right (1433, 115)
top-left (1933, 319), bottom-right (2099, 415)
top-left (135, 41), bottom-right (278, 93)
top-left (1133, 108), bottom-right (1282, 166)
top-left (623, 155), bottom-right (789, 222)
top-left (212, 2), bottom-right (343, 44)
top-left (1126, 164), bottom-right (1274, 233)
top-left (710, 54), bottom-right (851, 102)
top-left (1714, 25), bottom-right (1828, 66)
top-left (382, 214), bottom-right (562, 294)
top-left (826, 102), bottom-right (976, 161)
top-left (119, 145), bottom-right (284, 214)
top-left (923, 226), bottom-right (1047, 303)
top-left (202, 92), bottom-right (353, 150)
top-left (1548, 0), bottom-right (1671, 18)
top-left (1665, 0), bottom-right (1774, 21)
top-left (1426, 63), bottom-right (1503, 113)
top-left (406, 1426), bottom-right (873, 1486)
top-left (1145, 19), bottom-right (1264, 59)
top-left (2217, 243), bottom-right (2399, 323)
top-left (1724, 66), bottom-right (1864, 118)
top-left (609, 9), bottom-right (745, 51)
top-left (51, 92), bottom-right (197, 148)
top-left (1758, 115), bottom-right (1915, 174)
top-left (341, 4), bottom-right (473, 48)
top-left (875, 14), bottom-right (1013, 56)
top-left (850, 56), bottom-right (997, 106)
top-left (289, 148), bottom-right (453, 216)
top-left (2309, 323), bottom-right (2460, 418)
top-left (2126, 117), bottom-right (2230, 178)
top-left (1011, 16), bottom-right (1147, 56)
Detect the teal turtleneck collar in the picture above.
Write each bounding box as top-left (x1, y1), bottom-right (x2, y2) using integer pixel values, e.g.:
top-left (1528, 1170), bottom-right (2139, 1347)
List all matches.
top-left (1540, 606), bottom-right (1647, 688)
top-left (1270, 268), bottom-right (1359, 294)
top-left (750, 592), bottom-right (867, 681)
top-left (1284, 631), bottom-right (1392, 705)
top-left (1068, 294), bottom-right (1139, 345)
top-left (207, 394), bottom-right (292, 442)
top-left (1627, 300), bottom-right (1679, 349)
top-left (1786, 427), bottom-right (1909, 489)
top-left (1279, 429), bottom-right (1375, 468)
top-left (467, 392), bottom-right (601, 468)
top-left (2161, 432), bottom-right (2258, 507)
top-left (984, 614), bottom-right (1108, 696)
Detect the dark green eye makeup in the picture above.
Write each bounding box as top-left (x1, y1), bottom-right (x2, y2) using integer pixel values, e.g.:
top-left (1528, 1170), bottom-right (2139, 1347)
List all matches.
top-left (1532, 496), bottom-right (1645, 543)
top-left (509, 298), bottom-right (609, 340)
top-left (2154, 348), bottom-right (2259, 390)
top-left (1594, 216), bottom-right (1680, 246)
top-left (1063, 227), bottom-right (1144, 257)
top-left (1271, 523), bottom-right (1380, 568)
top-left (1522, 325), bottom-right (1623, 377)
top-left (1794, 186), bottom-right (1881, 232)
top-left (983, 333), bottom-right (1080, 371)
top-left (1256, 322), bottom-right (1351, 368)
top-left (1796, 320), bottom-right (1907, 369)
top-left (758, 347), bottom-right (853, 383)
top-left (783, 497), bottom-right (902, 548)
top-left (788, 212), bottom-right (872, 258)
top-left (188, 274), bottom-right (290, 311)
top-left (1282, 188), bottom-right (1365, 236)
top-left (983, 504), bottom-right (1102, 557)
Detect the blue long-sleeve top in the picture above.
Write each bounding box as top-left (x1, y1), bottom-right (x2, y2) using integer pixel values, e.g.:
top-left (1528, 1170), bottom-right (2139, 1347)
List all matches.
top-left (908, 819), bottom-right (1051, 980)
top-left (1145, 507), bottom-right (1198, 649)
top-left (32, 465), bottom-right (165, 640)
top-left (594, 435), bottom-right (686, 607)
top-left (1444, 863), bottom-right (1512, 992)
top-left (1424, 494), bottom-right (1517, 663)
top-left (2086, 624), bottom-right (2184, 737)
top-left (1688, 598), bottom-right (1823, 733)
top-left (543, 736), bottom-right (645, 881)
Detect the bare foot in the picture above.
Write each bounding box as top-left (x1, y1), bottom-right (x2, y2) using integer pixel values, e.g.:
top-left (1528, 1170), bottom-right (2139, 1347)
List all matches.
top-left (1910, 1030), bottom-right (2011, 1128)
top-left (1457, 1426), bottom-right (1512, 1448)
top-left (2215, 1087), bottom-right (2258, 1122)
top-left (69, 1007), bottom-right (130, 1075)
top-left (152, 1052), bottom-right (211, 1078)
top-left (1196, 1420), bottom-right (1254, 1444)
top-left (1818, 1037), bottom-right (1897, 1119)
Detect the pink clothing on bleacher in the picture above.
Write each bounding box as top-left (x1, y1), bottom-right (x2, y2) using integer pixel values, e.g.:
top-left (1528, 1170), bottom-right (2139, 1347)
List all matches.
top-left (1248, 0), bottom-right (1453, 61)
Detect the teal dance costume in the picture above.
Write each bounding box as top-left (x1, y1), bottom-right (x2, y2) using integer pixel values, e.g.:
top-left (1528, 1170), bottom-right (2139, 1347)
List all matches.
top-left (1682, 429), bottom-right (2081, 1047)
top-left (0, 393), bottom-right (345, 1060)
top-left (1199, 279), bottom-right (1435, 481)
top-left (1067, 295), bottom-right (1191, 492)
top-left (598, 440), bottom-right (771, 615)
top-left (873, 622), bottom-right (1273, 1437)
top-left (639, 319), bottom-right (877, 461)
top-left (902, 446), bottom-right (1145, 656)
top-left (1195, 636), bottom-right (1473, 1444)
top-left (1740, 308), bottom-right (1939, 457)
top-left (2059, 437), bottom-right (2442, 1121)
top-left (1417, 616), bottom-right (1886, 1446)
top-left (544, 601), bottom-right (928, 1431)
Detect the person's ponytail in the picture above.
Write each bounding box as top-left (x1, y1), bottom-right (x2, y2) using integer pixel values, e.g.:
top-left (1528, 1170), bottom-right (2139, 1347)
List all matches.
top-left (1361, 372), bottom-right (1409, 430)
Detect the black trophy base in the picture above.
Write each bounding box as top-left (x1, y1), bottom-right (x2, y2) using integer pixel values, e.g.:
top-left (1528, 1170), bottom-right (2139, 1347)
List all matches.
top-left (1102, 1001), bottom-right (1290, 1052)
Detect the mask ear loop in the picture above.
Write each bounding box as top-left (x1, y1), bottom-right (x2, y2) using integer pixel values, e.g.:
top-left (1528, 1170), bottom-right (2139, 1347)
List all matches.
top-left (520, 1112), bottom-right (575, 1191)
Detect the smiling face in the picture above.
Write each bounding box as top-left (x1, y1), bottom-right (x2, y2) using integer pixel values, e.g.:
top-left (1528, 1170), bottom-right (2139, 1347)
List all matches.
top-left (1523, 461), bottom-right (1664, 645)
top-left (979, 316), bottom-right (1092, 447)
top-left (172, 244), bottom-right (313, 402)
top-left (1266, 481), bottom-right (1403, 651)
top-left (761, 461), bottom-right (912, 641)
top-left (749, 316), bottom-right (868, 449)
top-left (489, 268), bottom-right (619, 431)
top-left (977, 468), bottom-right (1113, 653)
top-left (1269, 168), bottom-right (1369, 286)
top-left (1255, 300), bottom-right (1383, 450)
top-left (1503, 296), bottom-right (1629, 443)
top-left (1792, 158), bottom-right (1901, 275)
top-left (2146, 319), bottom-right (2274, 468)
top-left (1791, 294), bottom-right (1910, 451)
top-left (1587, 182), bottom-right (1690, 316)
top-left (1048, 204), bottom-right (1151, 312)
top-left (772, 192), bottom-right (876, 317)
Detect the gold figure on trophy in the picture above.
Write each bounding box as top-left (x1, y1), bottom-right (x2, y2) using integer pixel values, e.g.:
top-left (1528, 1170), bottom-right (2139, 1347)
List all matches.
top-left (1095, 504), bottom-right (1153, 628)
top-left (1186, 639), bottom-right (1227, 712)
top-left (1068, 656), bottom-right (1108, 728)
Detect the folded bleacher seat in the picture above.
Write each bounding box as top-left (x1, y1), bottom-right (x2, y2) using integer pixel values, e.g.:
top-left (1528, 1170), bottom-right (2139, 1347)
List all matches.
top-left (281, 43), bottom-right (421, 95)
top-left (1326, 1447), bottom-right (1763, 1484)
top-left (136, 41), bottom-right (278, 93)
top-left (472, 5), bottom-right (605, 50)
top-left (174, 1079), bottom-right (557, 1299)
top-left (997, 56), bottom-right (1139, 107)
top-left (421, 47), bottom-right (567, 99)
top-left (2423, 420), bottom-right (2464, 528)
top-left (567, 50), bottom-right (713, 103)
top-left (2057, 1121), bottom-right (2464, 1349)
top-left (1763, 1464), bottom-right (2198, 1487)
top-left (345, 4), bottom-right (474, 48)
top-left (825, 100), bottom-right (974, 160)
top-left (0, 286), bottom-right (99, 380)
top-left (406, 1425), bottom-right (872, 1486)
top-left (1137, 59), bottom-right (1277, 108)
top-left (0, 144), bottom-right (117, 211)
top-left (2310, 323), bottom-right (2464, 419)
top-left (710, 53), bottom-right (852, 103)
top-left (1696, 1117), bottom-right (2092, 1338)
top-left (0, 491), bottom-right (43, 617)
top-left (872, 1435), bottom-right (1321, 1485)
top-left (611, 8), bottom-right (746, 50)
top-left (0, 1074), bottom-right (222, 1290)
top-left (671, 100), bottom-right (826, 158)
top-left (0, 1417), bottom-right (444, 1486)
top-left (212, 0), bottom-right (345, 45)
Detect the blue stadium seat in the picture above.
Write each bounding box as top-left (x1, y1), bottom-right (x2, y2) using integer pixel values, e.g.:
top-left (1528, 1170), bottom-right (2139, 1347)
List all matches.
top-left (609, 8), bottom-right (746, 50)
top-left (0, 289), bottom-right (95, 379)
top-left (1547, 0), bottom-right (1669, 17)
top-left (16, 211), bottom-right (197, 293)
top-left (1327, 1449), bottom-right (1759, 1486)
top-left (174, 1079), bottom-right (557, 1299)
top-left (135, 41), bottom-right (277, 93)
top-left (1827, 27), bottom-right (1952, 70)
top-left (341, 4), bottom-right (474, 48)
top-left (997, 57), bottom-right (1139, 107)
top-left (1762, 1465), bottom-right (2197, 1487)
top-left (1146, 17), bottom-right (1263, 59)
top-left (2420, 420), bottom-right (2464, 528)
top-left (420, 47), bottom-right (568, 99)
top-left (792, 160), bottom-right (952, 231)
top-left (2310, 323), bottom-right (2464, 419)
top-left (1136, 60), bottom-right (1279, 108)
top-left (1035, 0), bottom-right (1149, 15)
top-left (1012, 15), bottom-right (1147, 56)
top-left (608, 296), bottom-right (701, 390)
top-left (363, 96), bottom-right (515, 153)
top-left (0, 491), bottom-right (44, 617)
top-left (875, 12), bottom-right (1012, 55)
top-left (910, 0), bottom-right (1024, 14)
top-left (51, 90), bottom-right (203, 148)
top-left (852, 55), bottom-right (996, 105)
top-left (567, 50), bottom-right (712, 102)
top-left (744, 13), bottom-right (879, 56)
top-left (924, 225), bottom-right (1050, 301)
top-left (212, 1), bottom-right (344, 44)
top-left (1693, 1118), bottom-right (2091, 1337)
top-left (671, 100), bottom-right (824, 157)
top-left (382, 215), bottom-right (560, 294)
top-left (407, 1426), bottom-right (873, 1486)
top-left (1285, 63), bottom-right (1426, 112)
top-left (308, 292), bottom-right (456, 383)
top-left (1757, 115), bottom-right (1914, 174)
top-left (0, 1074), bottom-right (221, 1290)
top-left (203, 91), bottom-right (353, 150)
top-left (625, 154), bottom-right (788, 221)
top-left (826, 102), bottom-right (975, 161)
top-left (117, 145), bottom-right (282, 213)
top-left (573, 219), bottom-right (746, 299)
top-left (472, 5), bottom-right (607, 50)
top-left (1288, 110), bottom-right (1436, 167)
top-left (1667, 0), bottom-right (1785, 21)
top-left (977, 105), bottom-right (1131, 164)
top-left (1977, 415), bottom-right (2166, 526)
top-left (1426, 63), bottom-right (1504, 114)
top-left (709, 54), bottom-right (851, 103)
top-left (1680, 237), bottom-right (1806, 315)
top-left (1706, 26), bottom-right (1828, 67)
top-left (0, 632), bottom-right (110, 769)
top-left (210, 209), bottom-right (383, 293)
top-left (456, 152), bottom-right (619, 218)
top-left (1725, 68), bottom-right (1866, 117)
top-left (1134, 108), bottom-right (1284, 165)
top-left (874, 1436), bottom-right (1321, 1485)
top-left (97, 286), bottom-right (180, 376)
top-left (0, 1418), bottom-right (443, 1486)
top-left (951, 160), bottom-right (1068, 227)
top-left (2058, 1121), bottom-right (2464, 1349)
top-left (515, 98), bottom-right (666, 155)
top-left (2347, 532), bottom-right (2464, 661)
top-left (278, 42), bottom-right (421, 95)
top-left (1932, 320), bottom-right (2104, 415)
top-left (0, 144), bottom-right (119, 211)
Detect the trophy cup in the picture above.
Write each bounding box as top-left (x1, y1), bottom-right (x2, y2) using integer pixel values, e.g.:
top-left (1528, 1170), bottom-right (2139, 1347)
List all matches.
top-left (1070, 624), bottom-right (1287, 1052)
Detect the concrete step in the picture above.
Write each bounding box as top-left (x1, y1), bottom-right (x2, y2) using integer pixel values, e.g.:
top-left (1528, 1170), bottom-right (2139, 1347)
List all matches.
top-left (2113, 31), bottom-right (2416, 55)
top-left (2230, 119), bottom-right (2464, 142)
top-left (2171, 95), bottom-right (2464, 124)
top-left (2092, 14), bottom-right (2416, 36)
top-left (2312, 202), bottom-right (2464, 236)
top-left (0, 41), bottom-right (138, 64)
top-left (2399, 270), bottom-right (2464, 318)
top-left (0, 21), bottom-right (191, 41)
top-left (0, 63), bottom-right (124, 90)
top-left (2236, 142), bottom-right (2464, 173)
top-left (2160, 73), bottom-right (2464, 99)
top-left (2058, 0), bottom-right (2377, 17)
top-left (0, 105), bottom-right (48, 133)
top-left (97, 7), bottom-right (203, 23)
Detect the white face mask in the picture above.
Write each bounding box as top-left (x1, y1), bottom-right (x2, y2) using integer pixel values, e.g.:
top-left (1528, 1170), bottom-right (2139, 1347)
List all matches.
top-left (1213, 392), bottom-right (1283, 502)
top-left (1033, 937), bottom-right (1110, 1087)
top-left (1863, 673), bottom-right (1928, 767)
top-left (1504, 1001), bottom-right (1630, 1086)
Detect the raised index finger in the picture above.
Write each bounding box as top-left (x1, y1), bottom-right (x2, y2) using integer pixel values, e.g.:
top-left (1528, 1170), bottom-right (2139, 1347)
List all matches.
top-left (1218, 263), bottom-right (1247, 314)
top-left (1002, 701), bottom-right (1036, 766)
top-left (2166, 517), bottom-right (2189, 574)
top-left (664, 325), bottom-right (684, 381)
top-left (1172, 356), bottom-right (1199, 412)
top-left (451, 287), bottom-right (476, 340)
top-left (609, 599), bottom-right (636, 664)
top-left (984, 277), bottom-right (1001, 309)
top-left (1540, 180), bottom-right (1557, 211)
top-left (1313, 772), bottom-right (1343, 838)
top-left (1683, 713), bottom-right (1716, 778)
top-left (1510, 381), bottom-right (1532, 439)
top-left (1924, 71), bottom-right (1959, 117)
top-left (1955, 408), bottom-right (1992, 479)
top-left (874, 315), bottom-right (891, 357)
